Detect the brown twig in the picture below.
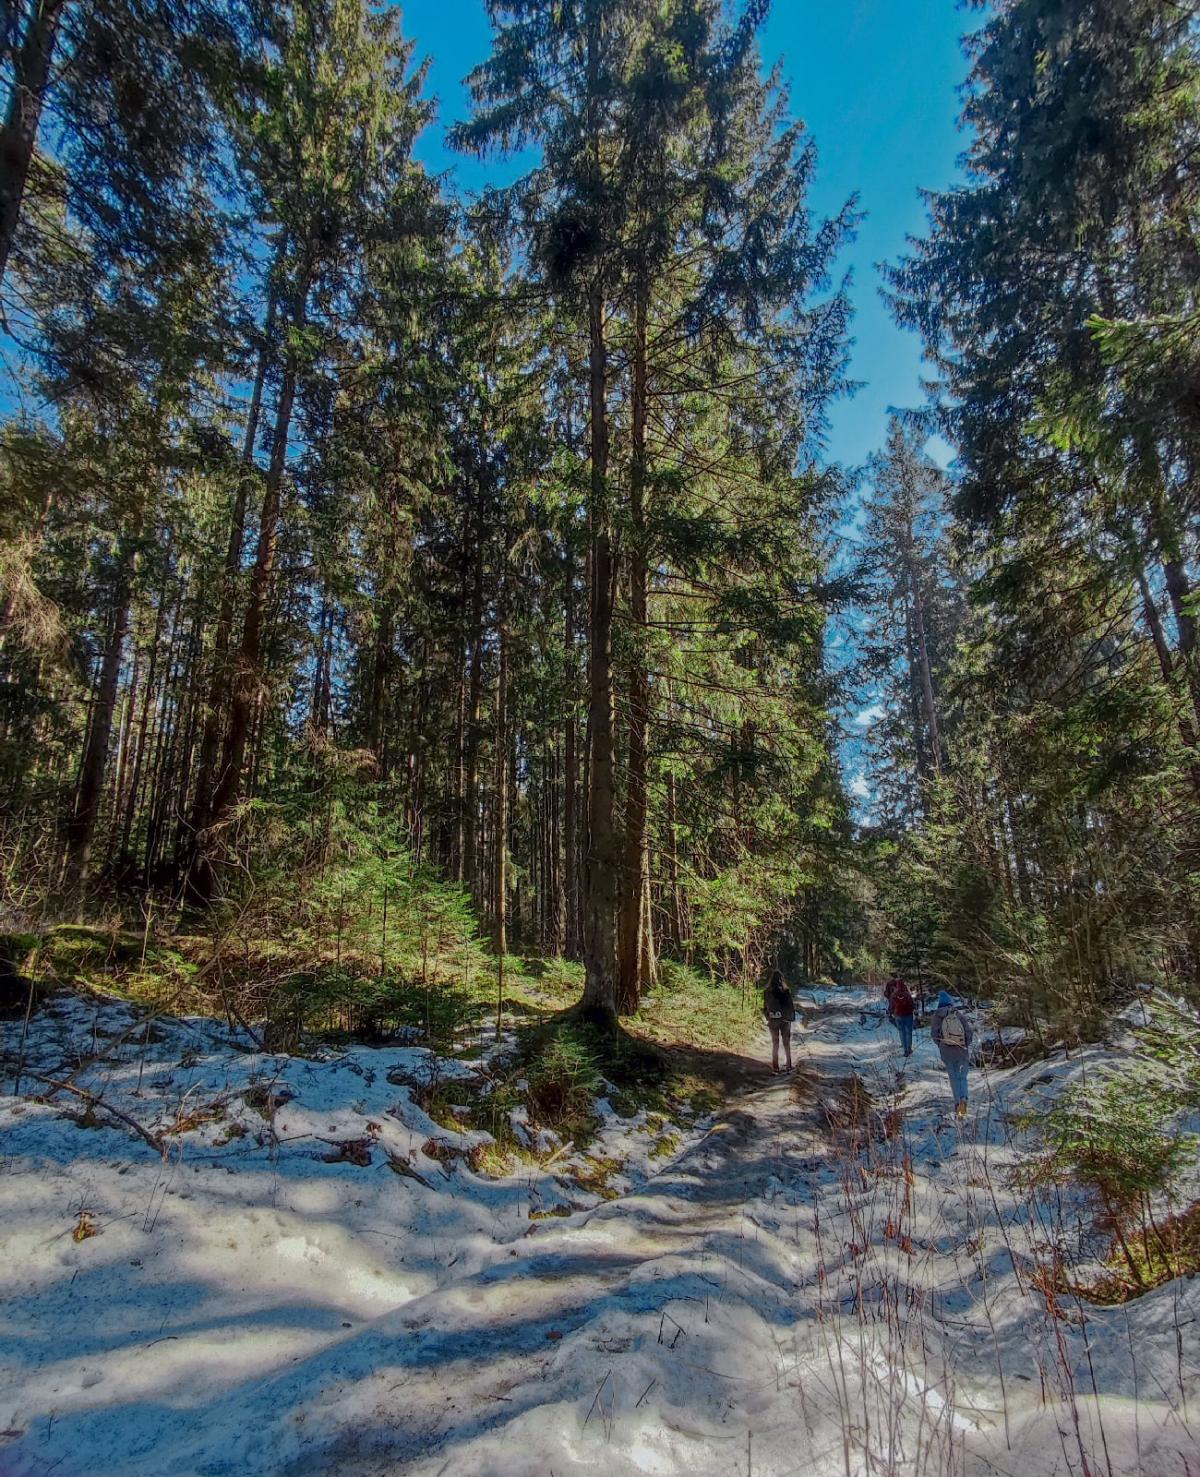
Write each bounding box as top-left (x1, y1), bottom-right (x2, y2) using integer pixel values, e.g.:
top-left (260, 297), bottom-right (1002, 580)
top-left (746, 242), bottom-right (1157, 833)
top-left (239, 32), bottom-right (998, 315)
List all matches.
top-left (22, 1070), bottom-right (166, 1154)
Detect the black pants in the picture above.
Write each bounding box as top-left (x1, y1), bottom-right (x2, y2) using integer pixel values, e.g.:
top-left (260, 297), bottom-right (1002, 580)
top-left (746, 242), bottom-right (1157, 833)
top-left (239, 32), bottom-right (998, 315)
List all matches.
top-left (768, 1020), bottom-right (792, 1056)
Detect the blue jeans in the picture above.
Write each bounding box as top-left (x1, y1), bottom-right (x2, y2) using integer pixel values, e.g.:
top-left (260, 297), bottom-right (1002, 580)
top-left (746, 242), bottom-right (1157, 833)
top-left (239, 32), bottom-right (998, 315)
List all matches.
top-left (895, 1015), bottom-right (913, 1055)
top-left (940, 1050), bottom-right (969, 1104)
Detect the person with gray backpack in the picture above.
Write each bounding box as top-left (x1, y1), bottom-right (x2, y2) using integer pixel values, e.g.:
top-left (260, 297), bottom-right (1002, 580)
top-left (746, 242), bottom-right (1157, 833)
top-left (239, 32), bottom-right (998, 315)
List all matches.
top-left (762, 970), bottom-right (796, 1074)
top-left (930, 989), bottom-right (973, 1117)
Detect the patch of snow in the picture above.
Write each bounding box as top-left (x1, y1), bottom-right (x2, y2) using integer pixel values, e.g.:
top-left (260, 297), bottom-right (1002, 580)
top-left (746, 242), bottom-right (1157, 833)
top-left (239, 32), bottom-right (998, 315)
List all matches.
top-left (1, 982), bottom-right (1197, 1475)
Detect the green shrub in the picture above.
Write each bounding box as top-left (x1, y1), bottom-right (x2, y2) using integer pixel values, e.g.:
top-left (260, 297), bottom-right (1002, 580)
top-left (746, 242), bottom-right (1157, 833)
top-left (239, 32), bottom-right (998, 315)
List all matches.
top-left (1029, 1077), bottom-right (1190, 1212)
top-left (525, 1032), bottom-right (601, 1132)
top-left (633, 960), bottom-right (759, 1053)
top-left (532, 956), bottom-right (586, 1006)
top-left (1023, 1028), bottom-right (1200, 1292)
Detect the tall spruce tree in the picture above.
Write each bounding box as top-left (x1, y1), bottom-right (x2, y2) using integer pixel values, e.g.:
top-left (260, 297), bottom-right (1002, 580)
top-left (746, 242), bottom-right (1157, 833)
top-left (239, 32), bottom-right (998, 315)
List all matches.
top-left (0, 0), bottom-right (860, 1026)
top-left (0, 0), bottom-right (243, 305)
top-left (190, 0), bottom-right (437, 903)
top-left (881, 0), bottom-right (1200, 1013)
top-left (858, 418), bottom-right (962, 822)
top-left (457, 0), bottom-right (853, 1020)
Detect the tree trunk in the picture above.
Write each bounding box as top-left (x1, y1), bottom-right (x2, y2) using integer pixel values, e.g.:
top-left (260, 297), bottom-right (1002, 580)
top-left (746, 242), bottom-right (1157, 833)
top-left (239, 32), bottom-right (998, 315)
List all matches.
top-left (107, 622), bottom-right (142, 866)
top-left (119, 586), bottom-right (167, 864)
top-left (1144, 473), bottom-right (1200, 728)
top-left (493, 606), bottom-right (509, 961)
top-left (462, 534), bottom-right (486, 899)
top-left (617, 279), bottom-right (651, 1015)
top-left (905, 528), bottom-right (942, 773)
top-left (0, 0), bottom-right (65, 288)
top-left (63, 534), bottom-right (138, 895)
top-left (1136, 561), bottom-right (1200, 803)
top-left (367, 601), bottom-right (393, 772)
top-left (1137, 562), bottom-right (1176, 686)
top-left (666, 765), bottom-right (684, 957)
top-left (452, 515), bottom-right (471, 881)
top-left (582, 278), bottom-right (619, 1023)
top-left (638, 865), bottom-right (656, 996)
top-left (311, 600), bottom-right (332, 733)
top-left (184, 272), bottom-right (280, 887)
top-left (564, 728), bottom-right (579, 959)
top-left (143, 580), bottom-right (188, 880)
top-left (194, 350), bottom-right (299, 903)
top-left (548, 739), bottom-right (561, 953)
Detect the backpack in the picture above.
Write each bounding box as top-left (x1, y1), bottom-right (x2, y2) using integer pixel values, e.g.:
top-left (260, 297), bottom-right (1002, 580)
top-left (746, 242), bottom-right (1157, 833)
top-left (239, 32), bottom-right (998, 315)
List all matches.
top-left (765, 984), bottom-right (791, 1021)
top-left (940, 1008), bottom-right (967, 1049)
top-left (891, 980), bottom-right (913, 1012)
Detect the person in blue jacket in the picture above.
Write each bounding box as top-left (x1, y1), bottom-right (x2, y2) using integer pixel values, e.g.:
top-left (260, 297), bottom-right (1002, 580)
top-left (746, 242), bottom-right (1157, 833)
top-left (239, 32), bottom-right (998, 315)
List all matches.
top-left (930, 989), bottom-right (973, 1117)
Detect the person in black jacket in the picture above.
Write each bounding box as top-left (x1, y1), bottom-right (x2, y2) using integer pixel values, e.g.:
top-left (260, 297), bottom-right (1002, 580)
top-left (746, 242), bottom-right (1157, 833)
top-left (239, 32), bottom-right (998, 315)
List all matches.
top-left (762, 970), bottom-right (796, 1073)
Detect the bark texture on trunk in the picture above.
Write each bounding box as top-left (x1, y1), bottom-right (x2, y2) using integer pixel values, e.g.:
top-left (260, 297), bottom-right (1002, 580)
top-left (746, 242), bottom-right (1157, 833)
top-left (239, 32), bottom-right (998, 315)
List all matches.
top-left (582, 279), bottom-right (619, 1023)
top-left (905, 523), bottom-right (941, 775)
top-left (462, 536), bottom-right (486, 900)
top-left (0, 0), bottom-right (64, 288)
top-left (191, 352), bottom-right (298, 904)
top-left (185, 278), bottom-right (280, 885)
top-left (563, 596), bottom-right (580, 959)
top-left (617, 281), bottom-right (651, 1015)
top-left (493, 606), bottom-right (509, 959)
top-left (64, 529), bottom-right (139, 895)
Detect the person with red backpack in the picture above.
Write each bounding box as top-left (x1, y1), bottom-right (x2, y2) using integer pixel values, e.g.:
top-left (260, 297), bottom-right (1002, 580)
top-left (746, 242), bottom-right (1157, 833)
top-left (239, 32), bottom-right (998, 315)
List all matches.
top-left (883, 975), bottom-right (915, 1057)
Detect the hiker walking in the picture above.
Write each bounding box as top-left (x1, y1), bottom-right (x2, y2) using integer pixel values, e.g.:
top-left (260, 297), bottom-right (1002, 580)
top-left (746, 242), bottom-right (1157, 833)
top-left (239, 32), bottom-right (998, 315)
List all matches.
top-left (762, 970), bottom-right (796, 1074)
top-left (930, 989), bottom-right (973, 1117)
top-left (883, 974), bottom-right (915, 1057)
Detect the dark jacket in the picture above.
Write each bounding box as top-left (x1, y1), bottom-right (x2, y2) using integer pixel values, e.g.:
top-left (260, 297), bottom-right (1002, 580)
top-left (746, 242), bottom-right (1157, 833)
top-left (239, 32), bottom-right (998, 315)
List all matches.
top-left (884, 978), bottom-right (914, 1017)
top-left (930, 1004), bottom-right (973, 1060)
top-left (762, 982), bottom-right (796, 1024)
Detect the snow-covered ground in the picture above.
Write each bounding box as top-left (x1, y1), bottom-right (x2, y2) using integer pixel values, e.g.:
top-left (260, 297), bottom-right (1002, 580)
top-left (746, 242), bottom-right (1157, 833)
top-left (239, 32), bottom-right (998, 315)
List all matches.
top-left (1, 985), bottom-right (1197, 1475)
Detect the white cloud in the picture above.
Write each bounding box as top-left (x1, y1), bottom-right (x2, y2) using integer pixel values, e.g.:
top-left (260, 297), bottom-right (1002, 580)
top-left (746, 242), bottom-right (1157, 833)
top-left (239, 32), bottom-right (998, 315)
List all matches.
top-left (849, 772), bottom-right (872, 800)
top-left (853, 703), bottom-right (884, 728)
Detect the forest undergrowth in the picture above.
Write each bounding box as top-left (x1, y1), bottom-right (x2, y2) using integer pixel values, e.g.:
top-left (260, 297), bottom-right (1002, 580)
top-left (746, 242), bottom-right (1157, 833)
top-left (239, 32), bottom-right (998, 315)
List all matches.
top-left (3, 0), bottom-right (1200, 1463)
top-left (0, 900), bottom-right (759, 1197)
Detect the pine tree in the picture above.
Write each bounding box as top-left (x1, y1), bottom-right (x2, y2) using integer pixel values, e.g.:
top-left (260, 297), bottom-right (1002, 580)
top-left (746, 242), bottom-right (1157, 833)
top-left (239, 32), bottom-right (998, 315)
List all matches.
top-left (858, 418), bottom-right (962, 822)
top-left (191, 0), bottom-right (438, 903)
top-left (0, 0), bottom-right (241, 302)
top-left (458, 0), bottom-right (853, 1019)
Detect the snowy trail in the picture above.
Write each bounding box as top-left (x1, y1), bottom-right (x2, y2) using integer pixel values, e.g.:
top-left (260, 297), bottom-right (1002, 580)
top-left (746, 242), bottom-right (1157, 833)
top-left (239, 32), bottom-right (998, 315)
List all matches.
top-left (3, 990), bottom-right (1199, 1476)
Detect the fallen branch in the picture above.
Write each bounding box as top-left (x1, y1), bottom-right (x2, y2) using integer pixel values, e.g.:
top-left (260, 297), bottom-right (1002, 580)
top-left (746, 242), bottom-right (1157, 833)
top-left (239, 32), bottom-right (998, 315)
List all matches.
top-left (542, 1138), bottom-right (574, 1169)
top-left (583, 1369), bottom-right (612, 1429)
top-left (387, 1153), bottom-right (433, 1190)
top-left (21, 1070), bottom-right (166, 1155)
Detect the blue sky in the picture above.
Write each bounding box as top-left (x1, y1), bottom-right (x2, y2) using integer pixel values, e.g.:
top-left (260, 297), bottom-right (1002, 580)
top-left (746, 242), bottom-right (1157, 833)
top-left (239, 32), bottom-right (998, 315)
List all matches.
top-left (397, 0), bottom-right (972, 472)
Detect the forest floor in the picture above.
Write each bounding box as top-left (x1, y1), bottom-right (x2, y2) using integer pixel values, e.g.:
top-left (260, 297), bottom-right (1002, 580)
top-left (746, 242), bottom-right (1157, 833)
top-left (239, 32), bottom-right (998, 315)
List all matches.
top-left (1, 980), bottom-right (1198, 1476)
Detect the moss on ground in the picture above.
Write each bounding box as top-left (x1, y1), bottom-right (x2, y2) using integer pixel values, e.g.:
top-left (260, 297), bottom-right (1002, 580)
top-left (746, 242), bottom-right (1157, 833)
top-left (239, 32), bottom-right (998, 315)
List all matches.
top-left (528, 1205), bottom-right (572, 1221)
top-left (649, 1130), bottom-right (682, 1161)
top-left (569, 1153), bottom-right (623, 1200)
top-left (22, 925), bottom-right (203, 1016)
top-left (629, 961), bottom-right (759, 1055)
